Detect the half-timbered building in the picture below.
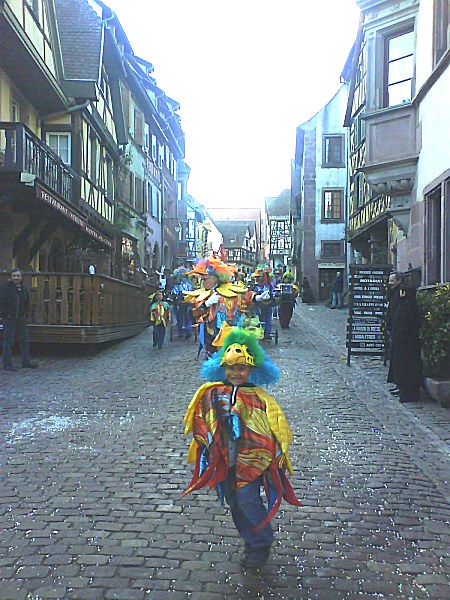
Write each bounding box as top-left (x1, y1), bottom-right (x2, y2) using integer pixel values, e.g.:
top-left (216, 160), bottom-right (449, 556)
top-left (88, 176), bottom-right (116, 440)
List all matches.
top-left (345, 0), bottom-right (449, 284)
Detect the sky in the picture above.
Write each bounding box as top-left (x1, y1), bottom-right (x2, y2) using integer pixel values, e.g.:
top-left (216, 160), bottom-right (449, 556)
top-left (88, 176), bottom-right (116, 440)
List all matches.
top-left (104, 0), bottom-right (361, 209)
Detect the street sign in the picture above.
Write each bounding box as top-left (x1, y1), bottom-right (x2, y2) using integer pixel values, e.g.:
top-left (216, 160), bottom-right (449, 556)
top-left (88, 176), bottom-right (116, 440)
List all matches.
top-left (346, 264), bottom-right (392, 366)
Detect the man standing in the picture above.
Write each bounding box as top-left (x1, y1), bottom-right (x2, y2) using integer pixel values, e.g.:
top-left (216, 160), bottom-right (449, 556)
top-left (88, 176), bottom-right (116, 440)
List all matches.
top-left (385, 272), bottom-right (403, 396)
top-left (331, 272), bottom-right (344, 309)
top-left (0, 269), bottom-right (37, 371)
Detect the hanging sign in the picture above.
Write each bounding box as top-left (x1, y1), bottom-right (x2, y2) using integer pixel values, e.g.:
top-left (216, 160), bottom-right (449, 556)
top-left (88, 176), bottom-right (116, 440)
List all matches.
top-left (346, 264), bottom-right (392, 366)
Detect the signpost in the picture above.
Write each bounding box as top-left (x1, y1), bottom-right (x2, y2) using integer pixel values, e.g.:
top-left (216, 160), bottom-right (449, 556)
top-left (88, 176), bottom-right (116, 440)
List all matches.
top-left (346, 264), bottom-right (392, 366)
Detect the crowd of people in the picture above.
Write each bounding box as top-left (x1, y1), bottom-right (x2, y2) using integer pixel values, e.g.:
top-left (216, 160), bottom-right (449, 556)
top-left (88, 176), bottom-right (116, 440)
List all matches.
top-left (148, 260), bottom-right (305, 352)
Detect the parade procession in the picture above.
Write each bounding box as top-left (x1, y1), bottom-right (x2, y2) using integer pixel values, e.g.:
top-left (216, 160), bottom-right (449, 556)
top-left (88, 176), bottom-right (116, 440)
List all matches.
top-left (1, 0), bottom-right (449, 598)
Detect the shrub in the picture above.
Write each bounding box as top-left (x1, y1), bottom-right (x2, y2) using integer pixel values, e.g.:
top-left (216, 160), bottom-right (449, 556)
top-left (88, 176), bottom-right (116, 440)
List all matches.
top-left (417, 283), bottom-right (450, 378)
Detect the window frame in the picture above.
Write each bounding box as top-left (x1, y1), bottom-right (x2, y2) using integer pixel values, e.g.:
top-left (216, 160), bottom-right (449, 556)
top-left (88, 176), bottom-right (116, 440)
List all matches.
top-left (433, 0), bottom-right (450, 67)
top-left (46, 131), bottom-right (72, 165)
top-left (322, 135), bottom-right (345, 168)
top-left (383, 26), bottom-right (415, 108)
top-left (320, 240), bottom-right (344, 259)
top-left (322, 188), bottom-right (344, 222)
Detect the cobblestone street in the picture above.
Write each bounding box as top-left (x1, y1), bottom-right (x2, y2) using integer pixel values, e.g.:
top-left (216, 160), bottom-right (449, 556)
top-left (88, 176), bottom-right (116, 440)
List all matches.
top-left (0, 305), bottom-right (449, 599)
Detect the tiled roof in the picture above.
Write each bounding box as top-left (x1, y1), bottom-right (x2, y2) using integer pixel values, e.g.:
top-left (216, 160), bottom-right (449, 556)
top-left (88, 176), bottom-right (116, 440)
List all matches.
top-left (55, 0), bottom-right (102, 82)
top-left (265, 190), bottom-right (291, 217)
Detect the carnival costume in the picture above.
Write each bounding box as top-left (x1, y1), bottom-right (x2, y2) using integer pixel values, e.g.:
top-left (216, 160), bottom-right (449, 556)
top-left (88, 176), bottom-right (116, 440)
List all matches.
top-left (182, 328), bottom-right (301, 568)
top-left (251, 266), bottom-right (277, 339)
top-left (170, 268), bottom-right (194, 338)
top-left (149, 296), bottom-right (171, 349)
top-left (184, 257), bottom-right (266, 357)
top-left (277, 271), bottom-right (299, 329)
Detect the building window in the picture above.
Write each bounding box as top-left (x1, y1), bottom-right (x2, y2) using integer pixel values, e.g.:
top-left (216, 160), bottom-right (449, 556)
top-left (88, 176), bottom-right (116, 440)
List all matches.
top-left (425, 179), bottom-right (449, 284)
top-left (47, 133), bottom-right (71, 165)
top-left (384, 28), bottom-right (415, 107)
top-left (105, 155), bottom-right (113, 199)
top-left (321, 241), bottom-right (344, 258)
top-left (434, 0), bottom-right (450, 66)
top-left (322, 189), bottom-right (343, 221)
top-left (89, 137), bottom-right (97, 182)
top-left (322, 135), bottom-right (344, 166)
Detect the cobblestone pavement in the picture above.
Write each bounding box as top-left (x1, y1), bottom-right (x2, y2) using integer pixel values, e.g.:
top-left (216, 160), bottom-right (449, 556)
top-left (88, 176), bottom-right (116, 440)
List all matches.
top-left (0, 305), bottom-right (449, 599)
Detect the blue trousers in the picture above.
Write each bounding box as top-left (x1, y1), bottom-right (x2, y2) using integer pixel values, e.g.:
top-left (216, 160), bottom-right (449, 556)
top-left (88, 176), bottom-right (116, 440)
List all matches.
top-left (2, 318), bottom-right (31, 367)
top-left (175, 305), bottom-right (192, 335)
top-left (152, 323), bottom-right (166, 349)
top-left (223, 471), bottom-right (273, 548)
top-left (258, 306), bottom-right (273, 337)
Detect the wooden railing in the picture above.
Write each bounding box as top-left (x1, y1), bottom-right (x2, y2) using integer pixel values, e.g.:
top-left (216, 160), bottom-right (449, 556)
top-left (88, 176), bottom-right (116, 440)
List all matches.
top-left (0, 122), bottom-right (78, 206)
top-left (0, 273), bottom-right (157, 343)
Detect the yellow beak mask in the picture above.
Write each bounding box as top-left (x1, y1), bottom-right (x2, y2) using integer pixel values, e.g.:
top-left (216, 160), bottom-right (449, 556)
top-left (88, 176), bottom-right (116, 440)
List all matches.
top-left (220, 343), bottom-right (255, 367)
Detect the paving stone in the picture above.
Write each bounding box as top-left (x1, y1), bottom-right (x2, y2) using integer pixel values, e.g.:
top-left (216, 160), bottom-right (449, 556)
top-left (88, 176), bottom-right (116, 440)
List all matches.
top-left (1, 307), bottom-right (449, 597)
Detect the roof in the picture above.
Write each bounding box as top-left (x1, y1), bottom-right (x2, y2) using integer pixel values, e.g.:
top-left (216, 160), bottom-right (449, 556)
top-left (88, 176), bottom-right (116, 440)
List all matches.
top-left (216, 221), bottom-right (254, 249)
top-left (54, 0), bottom-right (103, 82)
top-left (265, 190), bottom-right (291, 217)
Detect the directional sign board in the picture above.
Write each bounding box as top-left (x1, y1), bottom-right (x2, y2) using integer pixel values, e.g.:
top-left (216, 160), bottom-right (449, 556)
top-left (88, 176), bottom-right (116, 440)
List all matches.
top-left (346, 264), bottom-right (392, 366)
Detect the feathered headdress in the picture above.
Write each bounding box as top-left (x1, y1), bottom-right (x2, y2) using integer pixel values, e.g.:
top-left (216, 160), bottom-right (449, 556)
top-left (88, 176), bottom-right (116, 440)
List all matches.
top-left (189, 257), bottom-right (236, 283)
top-left (201, 327), bottom-right (280, 386)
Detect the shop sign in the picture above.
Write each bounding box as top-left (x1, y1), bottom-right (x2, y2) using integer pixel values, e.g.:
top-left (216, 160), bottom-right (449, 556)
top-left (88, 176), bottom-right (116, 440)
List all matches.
top-left (346, 264), bottom-right (392, 365)
top-left (36, 186), bottom-right (113, 248)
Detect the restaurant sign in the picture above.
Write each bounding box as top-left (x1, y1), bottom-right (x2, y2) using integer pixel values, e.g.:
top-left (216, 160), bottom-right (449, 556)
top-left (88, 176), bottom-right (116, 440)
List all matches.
top-left (346, 264), bottom-right (392, 366)
top-left (36, 186), bottom-right (113, 248)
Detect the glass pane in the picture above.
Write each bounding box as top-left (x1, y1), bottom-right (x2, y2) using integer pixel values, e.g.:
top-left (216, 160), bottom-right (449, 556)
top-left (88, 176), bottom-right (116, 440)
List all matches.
top-left (389, 30), bottom-right (414, 61)
top-left (388, 80), bottom-right (412, 106)
top-left (388, 55), bottom-right (414, 84)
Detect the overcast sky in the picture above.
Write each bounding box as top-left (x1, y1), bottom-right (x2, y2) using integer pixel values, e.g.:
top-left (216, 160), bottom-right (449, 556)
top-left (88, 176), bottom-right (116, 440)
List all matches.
top-left (104, 0), bottom-right (361, 209)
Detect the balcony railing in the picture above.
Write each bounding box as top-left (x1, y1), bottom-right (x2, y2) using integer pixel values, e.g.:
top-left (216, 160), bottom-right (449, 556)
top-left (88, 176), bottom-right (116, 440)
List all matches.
top-left (0, 272), bottom-right (157, 343)
top-left (0, 122), bottom-right (78, 206)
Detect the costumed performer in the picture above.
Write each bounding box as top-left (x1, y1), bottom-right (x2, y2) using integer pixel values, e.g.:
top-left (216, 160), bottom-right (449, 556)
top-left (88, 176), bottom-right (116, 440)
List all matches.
top-left (251, 266), bottom-right (277, 340)
top-left (184, 257), bottom-right (270, 357)
top-left (149, 290), bottom-right (172, 349)
top-left (181, 328), bottom-right (302, 568)
top-left (278, 271), bottom-right (299, 329)
top-left (169, 268), bottom-right (194, 339)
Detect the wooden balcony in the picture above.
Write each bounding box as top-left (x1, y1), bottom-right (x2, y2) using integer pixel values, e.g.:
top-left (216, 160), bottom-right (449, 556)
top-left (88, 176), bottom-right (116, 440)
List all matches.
top-left (0, 273), bottom-right (156, 344)
top-left (0, 122), bottom-right (78, 206)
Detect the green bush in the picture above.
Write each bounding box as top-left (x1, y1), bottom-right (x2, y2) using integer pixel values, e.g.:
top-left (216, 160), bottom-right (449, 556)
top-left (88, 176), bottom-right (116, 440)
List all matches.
top-left (417, 283), bottom-right (450, 378)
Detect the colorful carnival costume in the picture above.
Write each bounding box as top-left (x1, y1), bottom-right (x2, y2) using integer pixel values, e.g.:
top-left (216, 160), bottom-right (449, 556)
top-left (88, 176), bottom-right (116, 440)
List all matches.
top-left (250, 266), bottom-right (278, 339)
top-left (182, 328), bottom-right (302, 568)
top-left (170, 268), bottom-right (194, 338)
top-left (149, 293), bottom-right (171, 349)
top-left (277, 272), bottom-right (299, 329)
top-left (184, 257), bottom-right (270, 357)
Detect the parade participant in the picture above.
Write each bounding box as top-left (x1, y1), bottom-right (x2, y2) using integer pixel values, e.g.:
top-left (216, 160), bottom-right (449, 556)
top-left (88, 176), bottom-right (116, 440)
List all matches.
top-left (182, 328), bottom-right (302, 568)
top-left (251, 266), bottom-right (277, 340)
top-left (184, 257), bottom-right (270, 357)
top-left (278, 271), bottom-right (299, 329)
top-left (170, 268), bottom-right (194, 339)
top-left (149, 290), bottom-right (171, 349)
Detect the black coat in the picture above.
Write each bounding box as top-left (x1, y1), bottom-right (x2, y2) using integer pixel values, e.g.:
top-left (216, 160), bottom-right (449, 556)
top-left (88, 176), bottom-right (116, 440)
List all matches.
top-left (387, 297), bottom-right (423, 388)
top-left (332, 276), bottom-right (344, 293)
top-left (0, 280), bottom-right (30, 320)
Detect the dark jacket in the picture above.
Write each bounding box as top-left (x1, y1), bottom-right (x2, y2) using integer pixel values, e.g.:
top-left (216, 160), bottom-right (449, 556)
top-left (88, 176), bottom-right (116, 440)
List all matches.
top-left (387, 296), bottom-right (423, 388)
top-left (332, 275), bottom-right (344, 293)
top-left (385, 286), bottom-right (401, 332)
top-left (0, 280), bottom-right (30, 320)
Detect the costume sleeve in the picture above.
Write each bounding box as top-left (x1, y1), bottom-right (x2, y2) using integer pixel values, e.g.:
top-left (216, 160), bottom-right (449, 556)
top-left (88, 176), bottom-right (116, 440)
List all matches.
top-left (255, 387), bottom-right (294, 474)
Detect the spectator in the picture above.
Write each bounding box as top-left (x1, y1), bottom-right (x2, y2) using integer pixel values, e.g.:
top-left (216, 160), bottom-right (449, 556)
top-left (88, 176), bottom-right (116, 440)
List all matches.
top-left (330, 272), bottom-right (344, 309)
top-left (301, 277), bottom-right (314, 304)
top-left (0, 269), bottom-right (38, 371)
top-left (387, 283), bottom-right (423, 403)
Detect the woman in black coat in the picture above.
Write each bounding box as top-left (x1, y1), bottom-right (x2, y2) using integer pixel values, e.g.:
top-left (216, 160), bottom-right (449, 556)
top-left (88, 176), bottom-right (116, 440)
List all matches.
top-left (387, 283), bottom-right (423, 403)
